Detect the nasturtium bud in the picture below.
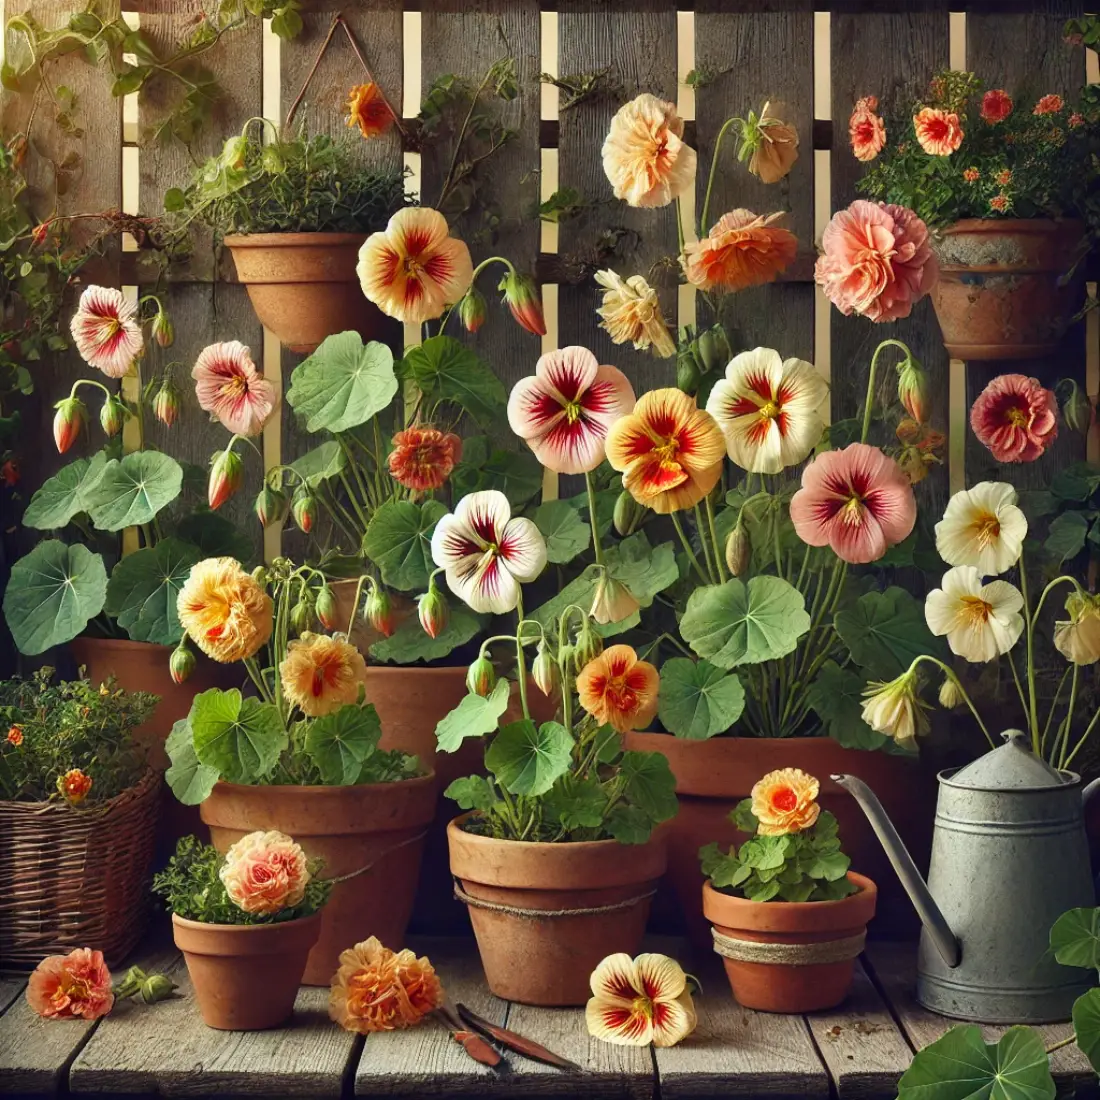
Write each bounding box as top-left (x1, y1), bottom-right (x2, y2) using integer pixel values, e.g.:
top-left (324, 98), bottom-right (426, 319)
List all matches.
top-left (364, 586), bottom-right (395, 638)
top-left (208, 448), bottom-right (243, 510)
top-left (151, 379), bottom-right (180, 427)
top-left (458, 287), bottom-right (487, 334)
top-left (725, 521), bottom-right (751, 577)
top-left (169, 643), bottom-right (195, 685)
top-left (53, 395), bottom-right (86, 454)
top-left (1062, 379), bottom-right (1093, 436)
top-left (290, 597), bottom-right (313, 634)
top-left (613, 490), bottom-right (644, 537)
top-left (676, 349), bottom-right (701, 395)
top-left (417, 582), bottom-right (449, 639)
top-left (466, 654), bottom-right (496, 697)
top-left (315, 585), bottom-right (339, 631)
top-left (99, 394), bottom-right (127, 438)
top-left (573, 622), bottom-right (603, 671)
top-left (151, 307), bottom-right (174, 349)
top-left (291, 489), bottom-right (317, 533)
top-left (938, 677), bottom-right (963, 710)
top-left (896, 355), bottom-right (930, 425)
top-left (255, 483), bottom-right (287, 528)
top-left (499, 270), bottom-right (546, 337)
top-left (140, 973), bottom-right (177, 1005)
top-left (531, 642), bottom-right (557, 697)
top-left (695, 324), bottom-right (730, 374)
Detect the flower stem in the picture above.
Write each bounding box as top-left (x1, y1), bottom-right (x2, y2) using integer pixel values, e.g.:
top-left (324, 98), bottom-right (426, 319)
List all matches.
top-left (1017, 547), bottom-right (1040, 751)
top-left (585, 470), bottom-right (605, 566)
top-left (913, 656), bottom-right (996, 748)
top-left (705, 493), bottom-right (728, 583)
top-left (515, 593), bottom-right (531, 722)
top-left (694, 504), bottom-right (717, 582)
top-left (700, 116), bottom-right (742, 237)
top-left (671, 512), bottom-right (709, 585)
top-left (861, 338), bottom-right (913, 445)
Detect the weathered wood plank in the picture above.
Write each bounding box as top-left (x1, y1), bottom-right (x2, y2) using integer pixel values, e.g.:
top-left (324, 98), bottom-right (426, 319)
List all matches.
top-left (864, 940), bottom-right (1093, 1085)
top-left (963, 1), bottom-right (1088, 491)
top-left (0, 979), bottom-right (25, 1015)
top-left (695, 2), bottom-right (815, 365)
top-left (830, 10), bottom-right (951, 515)
top-left (806, 962), bottom-right (914, 1100)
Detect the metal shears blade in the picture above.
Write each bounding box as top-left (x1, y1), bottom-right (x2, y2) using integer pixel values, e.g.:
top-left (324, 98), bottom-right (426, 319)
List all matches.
top-left (456, 1001), bottom-right (583, 1072)
top-left (436, 998), bottom-right (502, 1068)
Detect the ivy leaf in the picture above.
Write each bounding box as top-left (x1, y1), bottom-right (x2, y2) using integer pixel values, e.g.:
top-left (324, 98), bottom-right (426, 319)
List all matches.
top-left (485, 719), bottom-right (573, 797)
top-left (85, 451), bottom-right (184, 531)
top-left (805, 660), bottom-right (910, 754)
top-left (1045, 512), bottom-right (1090, 563)
top-left (369, 600), bottom-right (483, 664)
top-left (400, 335), bottom-right (506, 426)
top-left (658, 658), bottom-right (745, 740)
top-left (617, 750), bottom-right (678, 823)
top-left (436, 680), bottom-right (511, 753)
top-left (362, 500), bottom-right (446, 591)
top-left (3, 541), bottom-right (108, 654)
top-left (286, 332), bottom-right (398, 433)
top-left (164, 718), bottom-right (220, 805)
top-left (289, 441), bottom-right (347, 487)
top-left (1073, 989), bottom-right (1100, 1074)
top-left (680, 576), bottom-right (810, 669)
top-left (189, 689), bottom-right (288, 784)
top-left (532, 499), bottom-right (591, 564)
top-left (1050, 907), bottom-right (1100, 971)
top-left (834, 586), bottom-right (947, 681)
top-left (451, 435), bottom-right (543, 507)
top-left (542, 775), bottom-right (607, 831)
top-left (304, 705), bottom-right (382, 785)
top-left (444, 775), bottom-right (499, 813)
top-left (22, 452), bottom-right (107, 529)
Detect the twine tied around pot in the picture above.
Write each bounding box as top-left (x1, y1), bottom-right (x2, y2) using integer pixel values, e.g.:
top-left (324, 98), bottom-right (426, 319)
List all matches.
top-left (325, 831), bottom-right (429, 885)
top-left (710, 927), bottom-right (866, 966)
top-left (453, 880), bottom-right (657, 920)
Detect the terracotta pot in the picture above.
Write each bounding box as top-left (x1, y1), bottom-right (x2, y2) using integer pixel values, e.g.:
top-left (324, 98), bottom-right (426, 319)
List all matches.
top-left (330, 582), bottom-right (416, 661)
top-left (622, 732), bottom-right (934, 948)
top-left (930, 218), bottom-right (1086, 359)
top-left (172, 911), bottom-right (321, 1030)
top-left (200, 775), bottom-right (436, 985)
top-left (448, 815), bottom-right (667, 1006)
top-left (223, 232), bottom-right (388, 353)
top-left (703, 874), bottom-right (877, 1013)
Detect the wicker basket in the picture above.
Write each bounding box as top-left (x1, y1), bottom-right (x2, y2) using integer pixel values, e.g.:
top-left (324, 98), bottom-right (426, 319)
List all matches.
top-left (0, 770), bottom-right (161, 969)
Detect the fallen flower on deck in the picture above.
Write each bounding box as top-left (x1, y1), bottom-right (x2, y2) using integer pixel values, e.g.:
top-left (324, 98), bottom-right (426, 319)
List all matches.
top-left (585, 952), bottom-right (697, 1048)
top-left (330, 937), bottom-right (443, 1033)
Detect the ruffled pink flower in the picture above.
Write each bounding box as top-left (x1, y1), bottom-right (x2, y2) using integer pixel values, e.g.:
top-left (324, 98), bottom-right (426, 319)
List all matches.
top-left (970, 374), bottom-right (1058, 463)
top-left (192, 340), bottom-right (278, 437)
top-left (914, 108), bottom-right (964, 156)
top-left (980, 90), bottom-right (1013, 124)
top-left (814, 200), bottom-right (938, 323)
top-left (1034, 94), bottom-right (1064, 116)
top-left (69, 286), bottom-right (144, 378)
top-left (27, 948), bottom-right (113, 1021)
top-left (849, 96), bottom-right (886, 162)
top-left (790, 443), bottom-right (917, 564)
top-left (219, 830), bottom-right (310, 916)
top-left (507, 346), bottom-right (636, 475)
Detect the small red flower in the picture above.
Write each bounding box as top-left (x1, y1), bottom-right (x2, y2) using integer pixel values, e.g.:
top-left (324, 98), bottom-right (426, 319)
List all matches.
top-left (963, 167), bottom-right (980, 182)
top-left (30, 221), bottom-right (50, 247)
top-left (995, 169), bottom-right (1012, 186)
top-left (0, 459), bottom-right (18, 486)
top-left (980, 89), bottom-right (1013, 124)
top-left (1068, 113), bottom-right (1085, 129)
top-left (1034, 94), bottom-right (1064, 116)
top-left (990, 194), bottom-right (1010, 213)
top-left (57, 768), bottom-right (93, 805)
top-left (970, 373), bottom-right (1058, 463)
top-left (387, 426), bottom-right (463, 493)
top-left (7, 725), bottom-right (23, 746)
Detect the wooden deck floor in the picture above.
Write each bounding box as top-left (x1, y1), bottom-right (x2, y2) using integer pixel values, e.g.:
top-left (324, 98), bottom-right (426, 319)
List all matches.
top-left (0, 936), bottom-right (1091, 1099)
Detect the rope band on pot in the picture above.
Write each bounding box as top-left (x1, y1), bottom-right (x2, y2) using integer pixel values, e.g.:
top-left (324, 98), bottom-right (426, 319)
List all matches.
top-left (453, 880), bottom-right (657, 919)
top-left (711, 928), bottom-right (866, 966)
top-left (326, 831), bottom-right (430, 885)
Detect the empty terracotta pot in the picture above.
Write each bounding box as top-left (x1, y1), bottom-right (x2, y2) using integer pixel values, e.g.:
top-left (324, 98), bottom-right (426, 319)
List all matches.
top-left (448, 816), bottom-right (667, 1006)
top-left (703, 873), bottom-right (877, 1013)
top-left (201, 775), bottom-right (435, 985)
top-left (223, 232), bottom-right (388, 353)
top-left (172, 911), bottom-right (321, 1030)
top-left (930, 218), bottom-right (1086, 359)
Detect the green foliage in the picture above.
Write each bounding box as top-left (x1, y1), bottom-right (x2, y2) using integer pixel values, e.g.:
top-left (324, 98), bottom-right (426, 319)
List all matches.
top-left (152, 836), bottom-right (330, 927)
top-left (1075, 990), bottom-right (1100, 1075)
top-left (398, 336), bottom-right (507, 428)
top-left (104, 537), bottom-right (201, 645)
top-left (658, 658), bottom-right (745, 741)
top-left (21, 453), bottom-right (107, 529)
top-left (805, 660), bottom-right (911, 754)
top-left (83, 451), bottom-right (184, 531)
top-left (1050, 907), bottom-right (1100, 971)
top-left (450, 435), bottom-right (544, 509)
top-left (834, 586), bottom-right (948, 681)
top-left (532, 499), bottom-right (591, 565)
top-left (435, 680), bottom-right (511, 754)
top-left (0, 669), bottom-right (155, 802)
top-left (369, 600), bottom-right (483, 665)
top-left (485, 719), bottom-right (573, 797)
top-left (362, 500), bottom-right (447, 591)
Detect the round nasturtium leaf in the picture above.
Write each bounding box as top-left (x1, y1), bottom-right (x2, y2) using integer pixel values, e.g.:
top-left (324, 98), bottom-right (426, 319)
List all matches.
top-left (304, 705), bottom-right (382, 786)
top-left (104, 537), bottom-right (202, 645)
top-left (658, 657), bottom-right (745, 740)
top-left (362, 500), bottom-right (446, 591)
top-left (189, 689), bottom-right (288, 784)
top-left (84, 451), bottom-right (184, 531)
top-left (485, 719), bottom-right (573, 797)
top-left (22, 452), bottom-right (108, 530)
top-left (1050, 907), bottom-right (1100, 972)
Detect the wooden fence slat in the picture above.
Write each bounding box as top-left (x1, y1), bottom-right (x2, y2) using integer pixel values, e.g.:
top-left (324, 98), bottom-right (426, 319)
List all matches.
top-left (695, 1), bottom-right (816, 365)
top-left (0, 980), bottom-right (25, 1015)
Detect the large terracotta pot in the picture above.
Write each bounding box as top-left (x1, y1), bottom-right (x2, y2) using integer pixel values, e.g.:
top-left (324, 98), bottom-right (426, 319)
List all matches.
top-left (623, 732), bottom-right (934, 947)
top-left (448, 816), bottom-right (667, 1006)
top-left (200, 775), bottom-right (436, 985)
top-left (223, 232), bottom-right (388, 353)
top-left (172, 911), bottom-right (321, 1030)
top-left (930, 218), bottom-right (1086, 359)
top-left (703, 874), bottom-right (877, 1013)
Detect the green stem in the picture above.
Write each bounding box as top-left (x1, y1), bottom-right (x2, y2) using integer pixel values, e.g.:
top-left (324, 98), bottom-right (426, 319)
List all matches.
top-left (345, 575), bottom-right (370, 637)
top-left (912, 656), bottom-right (996, 748)
top-left (699, 116), bottom-right (742, 236)
top-left (585, 470), bottom-right (605, 566)
top-left (671, 512), bottom-right (709, 585)
top-left (515, 593), bottom-right (531, 722)
top-left (1017, 549), bottom-right (1040, 751)
top-left (1041, 665), bottom-right (1073, 758)
top-left (705, 494), bottom-right (728, 583)
top-left (675, 196), bottom-right (685, 254)
top-left (1063, 706), bottom-right (1100, 770)
top-left (694, 504), bottom-right (717, 583)
top-left (861, 338), bottom-right (913, 444)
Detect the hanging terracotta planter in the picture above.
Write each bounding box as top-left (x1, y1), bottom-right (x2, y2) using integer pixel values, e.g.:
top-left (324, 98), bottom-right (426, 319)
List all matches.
top-left (703, 874), bottom-right (877, 1013)
top-left (930, 218), bottom-right (1086, 359)
top-left (172, 912), bottom-right (321, 1030)
top-left (448, 816), bottom-right (667, 1006)
top-left (224, 233), bottom-right (389, 353)
top-left (201, 775), bottom-right (435, 986)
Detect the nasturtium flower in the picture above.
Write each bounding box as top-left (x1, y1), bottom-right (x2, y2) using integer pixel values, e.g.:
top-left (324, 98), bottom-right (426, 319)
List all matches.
top-left (330, 937), bottom-right (443, 1034)
top-left (1054, 593), bottom-right (1100, 666)
top-left (345, 82), bottom-right (393, 140)
top-left (861, 671), bottom-right (929, 750)
top-left (576, 644), bottom-right (659, 733)
top-left (586, 953), bottom-right (696, 1048)
top-left (601, 93), bottom-right (696, 209)
top-left (925, 566), bottom-right (1024, 663)
top-left (681, 209), bottom-right (797, 293)
top-left (969, 373), bottom-right (1058, 464)
top-left (192, 340), bottom-right (278, 438)
top-left (178, 557), bottom-right (274, 663)
top-left (70, 286), bottom-right (144, 378)
top-left (220, 830), bottom-right (310, 916)
top-left (388, 426), bottom-right (462, 493)
top-left (934, 482), bottom-right (1026, 577)
top-left (594, 270), bottom-right (675, 358)
top-left (57, 768), bottom-right (93, 805)
top-left (280, 631), bottom-right (368, 718)
top-left (750, 768), bottom-right (820, 836)
top-left (914, 108), bottom-right (964, 155)
top-left (27, 948), bottom-right (113, 1021)
top-left (849, 96), bottom-right (886, 162)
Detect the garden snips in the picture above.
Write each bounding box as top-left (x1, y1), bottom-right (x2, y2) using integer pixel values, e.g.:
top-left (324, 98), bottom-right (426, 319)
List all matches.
top-left (436, 997), bottom-right (582, 1072)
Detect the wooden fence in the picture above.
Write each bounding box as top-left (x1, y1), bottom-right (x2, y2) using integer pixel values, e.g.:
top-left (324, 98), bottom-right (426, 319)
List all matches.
top-left (2, 0), bottom-right (1098, 570)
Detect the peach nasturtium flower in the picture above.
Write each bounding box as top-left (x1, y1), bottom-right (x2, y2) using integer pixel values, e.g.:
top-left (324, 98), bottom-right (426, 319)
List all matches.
top-left (330, 936), bottom-right (443, 1033)
top-left (606, 388), bottom-right (725, 514)
top-left (914, 107), bottom-right (964, 156)
top-left (746, 102), bottom-right (799, 183)
top-left (750, 768), bottom-right (821, 836)
top-left (69, 285), bottom-right (144, 378)
top-left (681, 209), bottom-right (797, 293)
top-left (27, 948), bottom-right (114, 1021)
top-left (280, 632), bottom-right (368, 718)
top-left (357, 207), bottom-right (474, 324)
top-left (387, 425), bottom-right (463, 493)
top-left (57, 768), bottom-right (93, 805)
top-left (576, 644), bottom-right (659, 733)
top-left (1054, 593), bottom-right (1100, 666)
top-left (220, 830), bottom-right (310, 916)
top-left (594, 270), bottom-right (676, 358)
top-left (585, 953), bottom-right (696, 1048)
top-left (601, 93), bottom-right (697, 208)
top-left (177, 557), bottom-right (274, 663)
top-left (345, 82), bottom-right (393, 140)
top-left (192, 341), bottom-right (278, 438)
top-left (849, 96), bottom-right (886, 162)
top-left (861, 671), bottom-right (928, 750)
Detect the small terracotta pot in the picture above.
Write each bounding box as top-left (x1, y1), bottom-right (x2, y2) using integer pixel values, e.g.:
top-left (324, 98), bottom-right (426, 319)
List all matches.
top-left (930, 218), bottom-right (1086, 359)
top-left (201, 775), bottom-right (436, 985)
top-left (223, 232), bottom-right (389, 353)
top-left (703, 874), bottom-right (877, 1013)
top-left (622, 732), bottom-right (933, 948)
top-left (172, 911), bottom-right (321, 1030)
top-left (448, 815), bottom-right (667, 1006)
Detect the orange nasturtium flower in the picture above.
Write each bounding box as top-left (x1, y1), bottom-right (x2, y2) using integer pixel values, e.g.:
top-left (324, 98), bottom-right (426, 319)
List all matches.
top-left (345, 82), bottom-right (393, 140)
top-left (27, 948), bottom-right (114, 1021)
top-left (57, 768), bottom-right (93, 805)
top-left (330, 937), bottom-right (443, 1033)
top-left (576, 644), bottom-right (659, 733)
top-left (279, 632), bottom-right (368, 718)
top-left (750, 768), bottom-right (821, 836)
top-left (585, 953), bottom-right (696, 1048)
top-left (177, 558), bottom-right (274, 664)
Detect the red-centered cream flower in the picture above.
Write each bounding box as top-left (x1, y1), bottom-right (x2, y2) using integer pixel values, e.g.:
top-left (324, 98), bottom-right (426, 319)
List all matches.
top-left (27, 948), bottom-right (113, 1021)
top-left (814, 200), bottom-right (938, 323)
top-left (280, 632), bottom-right (368, 718)
top-left (750, 768), bottom-right (820, 836)
top-left (935, 481), bottom-right (1027, 576)
top-left (345, 82), bottom-right (393, 140)
top-left (606, 389), bottom-right (725, 515)
top-left (705, 347), bottom-right (827, 475)
top-left (576, 644), bottom-right (659, 733)
top-left (601, 93), bottom-right (697, 209)
top-left (69, 286), bottom-right (144, 378)
top-left (430, 490), bottom-right (547, 614)
top-left (192, 341), bottom-right (278, 438)
top-left (586, 953), bottom-right (696, 1048)
top-left (220, 830), bottom-right (310, 916)
top-left (925, 566), bottom-right (1024, 663)
top-left (849, 96), bottom-right (886, 162)
top-left (594, 270), bottom-right (676, 358)
top-left (790, 443), bottom-right (917, 565)
top-left (681, 209), bottom-right (797, 293)
top-left (914, 107), bottom-right (964, 155)
top-left (970, 373), bottom-right (1058, 463)
top-left (330, 937), bottom-right (443, 1033)
top-left (1034, 94), bottom-right (1064, 116)
top-left (507, 346), bottom-right (636, 475)
top-left (981, 89), bottom-right (1013, 124)
top-left (57, 768), bottom-right (92, 805)
top-left (387, 426), bottom-right (462, 493)
top-left (357, 207), bottom-right (474, 324)
top-left (177, 557), bottom-right (274, 663)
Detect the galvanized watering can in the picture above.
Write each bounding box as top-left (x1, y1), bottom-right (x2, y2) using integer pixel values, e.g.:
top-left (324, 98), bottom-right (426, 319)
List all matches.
top-left (834, 730), bottom-right (1099, 1023)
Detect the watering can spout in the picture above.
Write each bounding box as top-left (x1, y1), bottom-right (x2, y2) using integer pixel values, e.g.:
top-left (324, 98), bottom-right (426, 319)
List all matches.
top-left (831, 774), bottom-right (961, 969)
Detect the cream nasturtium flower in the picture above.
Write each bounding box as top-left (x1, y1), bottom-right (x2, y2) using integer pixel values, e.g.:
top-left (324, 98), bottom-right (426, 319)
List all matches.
top-left (934, 482), bottom-right (1027, 577)
top-left (861, 670), bottom-right (929, 749)
top-left (585, 953), bottom-right (696, 1048)
top-left (925, 566), bottom-right (1024, 663)
top-left (1054, 592), bottom-right (1100, 666)
top-left (601, 94), bottom-right (696, 209)
top-left (594, 270), bottom-right (676, 358)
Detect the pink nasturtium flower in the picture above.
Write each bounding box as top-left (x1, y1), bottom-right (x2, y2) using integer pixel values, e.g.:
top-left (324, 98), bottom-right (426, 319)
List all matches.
top-left (969, 373), bottom-right (1058, 463)
top-left (388, 426), bottom-right (463, 493)
top-left (849, 96), bottom-right (886, 162)
top-left (69, 286), bottom-right (144, 378)
top-left (219, 830), bottom-right (310, 915)
top-left (192, 341), bottom-right (278, 437)
top-left (27, 948), bottom-right (114, 1021)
